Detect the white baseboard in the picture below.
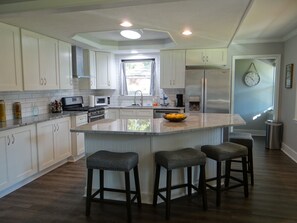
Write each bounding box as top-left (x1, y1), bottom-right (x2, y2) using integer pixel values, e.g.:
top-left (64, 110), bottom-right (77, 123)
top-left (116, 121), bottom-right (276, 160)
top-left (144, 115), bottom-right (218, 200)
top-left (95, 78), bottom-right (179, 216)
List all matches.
top-left (233, 129), bottom-right (266, 136)
top-left (282, 143), bottom-right (297, 163)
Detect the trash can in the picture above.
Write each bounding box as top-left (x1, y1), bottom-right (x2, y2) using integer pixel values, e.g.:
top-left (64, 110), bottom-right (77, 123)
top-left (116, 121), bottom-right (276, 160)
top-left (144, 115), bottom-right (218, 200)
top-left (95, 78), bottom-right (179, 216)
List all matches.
top-left (265, 120), bottom-right (283, 149)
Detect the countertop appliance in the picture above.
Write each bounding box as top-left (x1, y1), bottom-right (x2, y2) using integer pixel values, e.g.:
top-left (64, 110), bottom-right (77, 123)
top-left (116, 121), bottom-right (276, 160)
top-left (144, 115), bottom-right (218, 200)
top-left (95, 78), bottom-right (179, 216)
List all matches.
top-left (176, 94), bottom-right (184, 107)
top-left (94, 96), bottom-right (110, 106)
top-left (185, 68), bottom-right (230, 113)
top-left (61, 96), bottom-right (105, 122)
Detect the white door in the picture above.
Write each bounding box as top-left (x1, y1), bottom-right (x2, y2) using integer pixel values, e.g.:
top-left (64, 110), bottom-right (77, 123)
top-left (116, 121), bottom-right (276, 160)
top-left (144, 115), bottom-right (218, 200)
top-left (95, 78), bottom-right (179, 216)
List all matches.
top-left (54, 118), bottom-right (71, 162)
top-left (0, 133), bottom-right (9, 190)
top-left (59, 41), bottom-right (73, 89)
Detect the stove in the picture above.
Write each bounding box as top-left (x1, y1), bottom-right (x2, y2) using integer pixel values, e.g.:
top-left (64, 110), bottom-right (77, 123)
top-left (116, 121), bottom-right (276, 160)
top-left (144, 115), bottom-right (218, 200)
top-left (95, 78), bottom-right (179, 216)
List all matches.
top-left (61, 96), bottom-right (105, 123)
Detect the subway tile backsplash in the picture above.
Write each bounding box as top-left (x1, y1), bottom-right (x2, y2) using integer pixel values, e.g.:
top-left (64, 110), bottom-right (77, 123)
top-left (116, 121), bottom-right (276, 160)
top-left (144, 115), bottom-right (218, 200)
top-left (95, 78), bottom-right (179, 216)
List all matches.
top-left (0, 79), bottom-right (101, 120)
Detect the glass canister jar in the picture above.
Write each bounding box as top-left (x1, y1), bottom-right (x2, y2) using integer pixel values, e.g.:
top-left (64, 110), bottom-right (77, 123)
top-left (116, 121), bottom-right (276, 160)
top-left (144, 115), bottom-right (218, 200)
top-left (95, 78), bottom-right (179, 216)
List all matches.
top-left (14, 102), bottom-right (22, 119)
top-left (0, 100), bottom-right (6, 122)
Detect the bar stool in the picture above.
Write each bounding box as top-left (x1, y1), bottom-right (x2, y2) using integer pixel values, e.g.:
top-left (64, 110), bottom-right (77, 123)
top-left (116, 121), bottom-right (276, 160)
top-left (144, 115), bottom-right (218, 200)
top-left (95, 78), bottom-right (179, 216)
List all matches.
top-left (201, 142), bottom-right (248, 207)
top-left (153, 148), bottom-right (207, 220)
top-left (229, 132), bottom-right (254, 185)
top-left (86, 150), bottom-right (141, 223)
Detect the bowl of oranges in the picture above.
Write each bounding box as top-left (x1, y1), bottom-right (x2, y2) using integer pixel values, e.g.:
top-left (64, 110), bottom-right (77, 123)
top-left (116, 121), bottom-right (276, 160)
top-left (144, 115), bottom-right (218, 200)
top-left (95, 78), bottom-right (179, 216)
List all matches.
top-left (163, 113), bottom-right (187, 122)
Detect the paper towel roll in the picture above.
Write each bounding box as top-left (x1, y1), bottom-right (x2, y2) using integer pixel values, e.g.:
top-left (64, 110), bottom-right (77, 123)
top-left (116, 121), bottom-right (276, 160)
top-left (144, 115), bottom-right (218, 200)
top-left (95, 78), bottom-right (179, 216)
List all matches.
top-left (89, 95), bottom-right (95, 107)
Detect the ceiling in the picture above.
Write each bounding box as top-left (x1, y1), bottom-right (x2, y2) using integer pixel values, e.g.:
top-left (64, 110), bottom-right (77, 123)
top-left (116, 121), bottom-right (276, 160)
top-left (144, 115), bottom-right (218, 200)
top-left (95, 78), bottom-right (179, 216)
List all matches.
top-left (0, 0), bottom-right (297, 54)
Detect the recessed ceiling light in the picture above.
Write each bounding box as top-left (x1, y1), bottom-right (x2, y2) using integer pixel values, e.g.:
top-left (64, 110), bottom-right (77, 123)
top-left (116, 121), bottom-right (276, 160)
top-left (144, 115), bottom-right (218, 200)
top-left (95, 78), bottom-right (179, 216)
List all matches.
top-left (131, 50), bottom-right (138, 54)
top-left (120, 21), bottom-right (132, 27)
top-left (182, 30), bottom-right (192, 36)
top-left (120, 30), bottom-right (141, 39)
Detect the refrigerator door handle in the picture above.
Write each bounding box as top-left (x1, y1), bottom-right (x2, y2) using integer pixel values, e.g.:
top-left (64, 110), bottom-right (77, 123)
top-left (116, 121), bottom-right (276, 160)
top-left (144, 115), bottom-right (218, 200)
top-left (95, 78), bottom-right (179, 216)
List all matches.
top-left (201, 77), bottom-right (205, 113)
top-left (204, 78), bottom-right (207, 113)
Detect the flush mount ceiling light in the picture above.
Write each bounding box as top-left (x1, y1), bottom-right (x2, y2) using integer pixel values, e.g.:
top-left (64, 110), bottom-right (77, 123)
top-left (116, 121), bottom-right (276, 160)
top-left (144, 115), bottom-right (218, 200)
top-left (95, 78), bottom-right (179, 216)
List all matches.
top-left (182, 30), bottom-right (192, 36)
top-left (120, 21), bottom-right (133, 27)
top-left (120, 30), bottom-right (141, 39)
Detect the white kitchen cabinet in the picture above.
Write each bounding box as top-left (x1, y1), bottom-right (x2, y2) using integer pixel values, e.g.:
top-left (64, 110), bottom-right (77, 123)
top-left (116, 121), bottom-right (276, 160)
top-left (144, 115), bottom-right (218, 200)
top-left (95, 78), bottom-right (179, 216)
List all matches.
top-left (58, 41), bottom-right (73, 89)
top-left (95, 52), bottom-right (116, 89)
top-left (78, 50), bottom-right (97, 89)
top-left (120, 109), bottom-right (153, 119)
top-left (160, 50), bottom-right (185, 88)
top-left (105, 108), bottom-right (120, 119)
top-left (69, 113), bottom-right (88, 161)
top-left (21, 29), bottom-right (59, 90)
top-left (37, 117), bottom-right (71, 171)
top-left (0, 125), bottom-right (38, 191)
top-left (0, 23), bottom-right (23, 91)
top-left (186, 48), bottom-right (227, 66)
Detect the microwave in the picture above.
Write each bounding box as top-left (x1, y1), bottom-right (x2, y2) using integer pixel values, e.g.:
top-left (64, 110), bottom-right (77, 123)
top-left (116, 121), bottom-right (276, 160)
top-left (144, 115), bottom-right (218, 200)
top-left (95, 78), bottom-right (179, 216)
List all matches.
top-left (94, 96), bottom-right (110, 106)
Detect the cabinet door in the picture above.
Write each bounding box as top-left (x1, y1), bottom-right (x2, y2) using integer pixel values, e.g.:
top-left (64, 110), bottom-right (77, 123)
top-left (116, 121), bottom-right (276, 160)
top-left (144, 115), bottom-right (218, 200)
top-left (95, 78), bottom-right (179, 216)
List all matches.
top-left (59, 41), bottom-right (73, 89)
top-left (120, 109), bottom-right (137, 118)
top-left (96, 52), bottom-right (109, 89)
top-left (0, 133), bottom-right (9, 190)
top-left (173, 50), bottom-right (185, 88)
top-left (106, 109), bottom-right (120, 119)
top-left (37, 121), bottom-right (55, 171)
top-left (54, 118), bottom-right (71, 162)
top-left (39, 36), bottom-right (59, 90)
top-left (186, 49), bottom-right (205, 66)
top-left (160, 51), bottom-right (174, 88)
top-left (21, 30), bottom-right (42, 90)
top-left (136, 109), bottom-right (153, 118)
top-left (205, 49), bottom-right (227, 66)
top-left (7, 125), bottom-right (38, 185)
top-left (0, 23), bottom-right (23, 91)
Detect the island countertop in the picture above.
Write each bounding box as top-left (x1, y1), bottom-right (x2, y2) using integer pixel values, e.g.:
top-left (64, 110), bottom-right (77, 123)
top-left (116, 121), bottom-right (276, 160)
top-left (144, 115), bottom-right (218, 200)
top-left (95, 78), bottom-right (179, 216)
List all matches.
top-left (71, 113), bottom-right (245, 135)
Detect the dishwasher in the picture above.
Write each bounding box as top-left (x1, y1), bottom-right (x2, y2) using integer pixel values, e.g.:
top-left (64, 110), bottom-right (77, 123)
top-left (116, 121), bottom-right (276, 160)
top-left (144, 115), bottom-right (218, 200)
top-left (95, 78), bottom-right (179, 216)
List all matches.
top-left (153, 108), bottom-right (184, 118)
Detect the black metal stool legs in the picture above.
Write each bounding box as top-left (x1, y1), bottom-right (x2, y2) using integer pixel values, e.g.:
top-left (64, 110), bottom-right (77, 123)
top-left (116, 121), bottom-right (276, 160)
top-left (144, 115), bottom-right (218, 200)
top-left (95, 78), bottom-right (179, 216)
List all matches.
top-left (125, 172), bottom-right (132, 223)
top-left (153, 164), bottom-right (161, 207)
top-left (86, 169), bottom-right (93, 216)
top-left (133, 166), bottom-right (142, 207)
top-left (242, 157), bottom-right (249, 197)
top-left (216, 161), bottom-right (222, 207)
top-left (199, 165), bottom-right (208, 210)
top-left (166, 170), bottom-right (172, 220)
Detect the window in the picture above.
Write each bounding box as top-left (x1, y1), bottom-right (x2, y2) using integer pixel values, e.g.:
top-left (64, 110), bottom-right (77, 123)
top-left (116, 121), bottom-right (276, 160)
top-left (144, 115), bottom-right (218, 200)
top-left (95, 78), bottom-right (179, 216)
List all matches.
top-left (121, 59), bottom-right (155, 96)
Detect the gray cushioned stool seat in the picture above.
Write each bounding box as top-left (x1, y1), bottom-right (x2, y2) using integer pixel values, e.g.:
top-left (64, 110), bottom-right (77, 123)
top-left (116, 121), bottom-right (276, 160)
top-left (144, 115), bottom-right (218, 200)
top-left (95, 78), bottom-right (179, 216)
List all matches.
top-left (87, 150), bottom-right (138, 172)
top-left (201, 142), bottom-right (248, 161)
top-left (155, 148), bottom-right (206, 170)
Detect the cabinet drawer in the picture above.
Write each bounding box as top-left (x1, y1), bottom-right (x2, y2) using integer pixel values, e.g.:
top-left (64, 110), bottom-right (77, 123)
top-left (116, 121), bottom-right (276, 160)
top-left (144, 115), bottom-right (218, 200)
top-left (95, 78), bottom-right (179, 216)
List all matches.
top-left (76, 114), bottom-right (88, 126)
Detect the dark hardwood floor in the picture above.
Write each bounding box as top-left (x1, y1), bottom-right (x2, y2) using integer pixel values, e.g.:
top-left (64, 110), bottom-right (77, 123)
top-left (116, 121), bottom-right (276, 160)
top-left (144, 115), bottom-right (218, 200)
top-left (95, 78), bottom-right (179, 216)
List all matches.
top-left (1, 136), bottom-right (297, 223)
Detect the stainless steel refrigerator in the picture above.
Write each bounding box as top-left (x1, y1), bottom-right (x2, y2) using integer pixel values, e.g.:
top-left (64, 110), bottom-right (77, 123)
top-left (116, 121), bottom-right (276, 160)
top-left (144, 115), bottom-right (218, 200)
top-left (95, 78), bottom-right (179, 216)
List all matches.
top-left (185, 68), bottom-right (230, 113)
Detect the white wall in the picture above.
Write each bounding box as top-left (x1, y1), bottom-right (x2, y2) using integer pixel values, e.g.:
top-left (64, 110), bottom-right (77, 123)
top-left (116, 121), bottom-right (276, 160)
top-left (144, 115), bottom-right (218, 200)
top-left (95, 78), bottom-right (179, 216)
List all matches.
top-left (280, 35), bottom-right (297, 162)
top-left (234, 59), bottom-right (275, 134)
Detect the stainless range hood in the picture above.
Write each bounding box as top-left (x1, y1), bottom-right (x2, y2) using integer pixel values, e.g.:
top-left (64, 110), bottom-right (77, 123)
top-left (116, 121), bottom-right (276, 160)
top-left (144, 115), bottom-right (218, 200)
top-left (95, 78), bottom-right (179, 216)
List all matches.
top-left (72, 46), bottom-right (90, 78)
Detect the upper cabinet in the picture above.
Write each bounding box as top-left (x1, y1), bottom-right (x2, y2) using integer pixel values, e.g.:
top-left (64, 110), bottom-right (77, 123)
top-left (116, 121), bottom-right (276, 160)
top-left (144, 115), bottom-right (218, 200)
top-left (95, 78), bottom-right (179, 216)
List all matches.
top-left (58, 41), bottom-right (73, 89)
top-left (186, 48), bottom-right (227, 66)
top-left (21, 29), bottom-right (59, 90)
top-left (0, 23), bottom-right (23, 91)
top-left (160, 50), bottom-right (185, 88)
top-left (95, 52), bottom-right (116, 89)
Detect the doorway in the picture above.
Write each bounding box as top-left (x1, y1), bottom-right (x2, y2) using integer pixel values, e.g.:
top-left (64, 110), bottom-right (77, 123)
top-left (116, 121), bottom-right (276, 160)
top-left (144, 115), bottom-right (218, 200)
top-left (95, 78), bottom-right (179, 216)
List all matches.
top-left (231, 55), bottom-right (281, 136)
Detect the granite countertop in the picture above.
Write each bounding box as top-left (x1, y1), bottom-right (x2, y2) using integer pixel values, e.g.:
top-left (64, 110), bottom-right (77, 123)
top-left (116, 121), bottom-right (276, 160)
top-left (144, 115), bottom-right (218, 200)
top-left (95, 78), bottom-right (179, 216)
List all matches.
top-left (0, 111), bottom-right (87, 131)
top-left (71, 113), bottom-right (245, 136)
top-left (108, 105), bottom-right (185, 110)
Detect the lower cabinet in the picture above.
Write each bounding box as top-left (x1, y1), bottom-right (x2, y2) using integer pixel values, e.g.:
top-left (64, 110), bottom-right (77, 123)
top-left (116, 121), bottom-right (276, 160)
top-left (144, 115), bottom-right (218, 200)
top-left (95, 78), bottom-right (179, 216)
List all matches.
top-left (120, 109), bottom-right (153, 119)
top-left (0, 124), bottom-right (38, 191)
top-left (37, 117), bottom-right (71, 171)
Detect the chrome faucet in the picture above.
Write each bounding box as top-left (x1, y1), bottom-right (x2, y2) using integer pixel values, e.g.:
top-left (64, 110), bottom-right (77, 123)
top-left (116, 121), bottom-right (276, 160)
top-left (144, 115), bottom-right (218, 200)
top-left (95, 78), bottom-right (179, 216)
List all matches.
top-left (134, 90), bottom-right (143, 106)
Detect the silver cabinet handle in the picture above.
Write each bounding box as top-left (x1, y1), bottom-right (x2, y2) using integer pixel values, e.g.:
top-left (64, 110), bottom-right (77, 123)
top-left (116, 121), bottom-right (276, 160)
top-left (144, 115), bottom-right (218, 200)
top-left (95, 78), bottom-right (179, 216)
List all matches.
top-left (44, 78), bottom-right (47, 85)
top-left (12, 134), bottom-right (15, 144)
top-left (40, 78), bottom-right (44, 85)
top-left (57, 124), bottom-right (59, 132)
top-left (7, 135), bottom-right (10, 146)
top-left (53, 124), bottom-right (56, 132)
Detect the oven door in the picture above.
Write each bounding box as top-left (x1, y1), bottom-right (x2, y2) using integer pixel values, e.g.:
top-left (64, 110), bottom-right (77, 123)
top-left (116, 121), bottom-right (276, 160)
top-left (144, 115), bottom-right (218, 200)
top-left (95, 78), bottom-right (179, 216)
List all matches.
top-left (88, 113), bottom-right (105, 123)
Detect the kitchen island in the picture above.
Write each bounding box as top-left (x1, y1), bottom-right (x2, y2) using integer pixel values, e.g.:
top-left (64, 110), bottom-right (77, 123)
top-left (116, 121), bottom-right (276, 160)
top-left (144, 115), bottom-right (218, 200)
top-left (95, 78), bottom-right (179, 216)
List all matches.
top-left (71, 113), bottom-right (245, 204)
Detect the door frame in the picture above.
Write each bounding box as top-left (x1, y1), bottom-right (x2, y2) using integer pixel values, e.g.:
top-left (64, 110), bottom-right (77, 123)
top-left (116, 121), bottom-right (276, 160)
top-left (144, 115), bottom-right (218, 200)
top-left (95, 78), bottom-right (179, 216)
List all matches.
top-left (231, 54), bottom-right (282, 121)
